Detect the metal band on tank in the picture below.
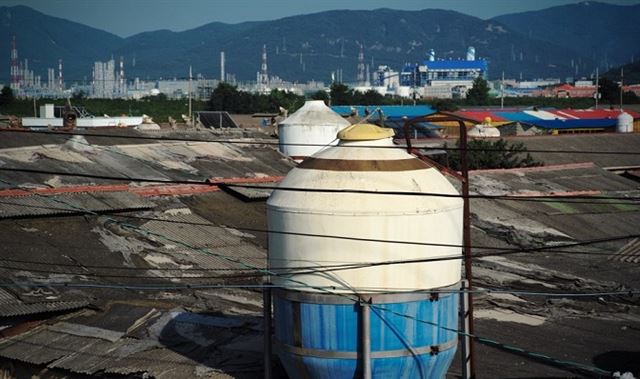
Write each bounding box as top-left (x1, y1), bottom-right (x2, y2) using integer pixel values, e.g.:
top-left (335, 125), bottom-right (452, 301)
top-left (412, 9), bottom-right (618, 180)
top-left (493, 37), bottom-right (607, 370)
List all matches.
top-left (273, 282), bottom-right (460, 304)
top-left (275, 338), bottom-right (457, 359)
top-left (297, 157), bottom-right (432, 171)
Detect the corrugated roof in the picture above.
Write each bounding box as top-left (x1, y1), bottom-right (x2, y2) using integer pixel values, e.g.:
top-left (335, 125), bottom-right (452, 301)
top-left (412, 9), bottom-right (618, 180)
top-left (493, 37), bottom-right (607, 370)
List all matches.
top-left (0, 191), bottom-right (155, 219)
top-left (453, 111), bottom-right (508, 123)
top-left (140, 212), bottom-right (267, 274)
top-left (523, 119), bottom-right (616, 129)
top-left (0, 288), bottom-right (90, 318)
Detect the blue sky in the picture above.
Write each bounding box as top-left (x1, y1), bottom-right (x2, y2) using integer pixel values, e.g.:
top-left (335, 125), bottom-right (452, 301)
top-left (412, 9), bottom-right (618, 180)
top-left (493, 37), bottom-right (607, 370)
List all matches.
top-left (4, 0), bottom-right (638, 37)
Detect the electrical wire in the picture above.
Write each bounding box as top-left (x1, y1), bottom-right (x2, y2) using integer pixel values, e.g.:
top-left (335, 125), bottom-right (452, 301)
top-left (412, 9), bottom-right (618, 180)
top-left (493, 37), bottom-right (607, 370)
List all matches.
top-left (0, 282), bottom-right (637, 298)
top-left (2, 128), bottom-right (640, 156)
top-left (0, 179), bottom-right (627, 377)
top-left (2, 166), bottom-right (639, 205)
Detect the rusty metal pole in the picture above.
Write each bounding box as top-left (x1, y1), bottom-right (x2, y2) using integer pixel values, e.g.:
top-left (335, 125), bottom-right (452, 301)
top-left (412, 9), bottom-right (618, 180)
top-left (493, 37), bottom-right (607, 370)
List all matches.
top-left (263, 284), bottom-right (272, 379)
top-left (459, 120), bottom-right (476, 378)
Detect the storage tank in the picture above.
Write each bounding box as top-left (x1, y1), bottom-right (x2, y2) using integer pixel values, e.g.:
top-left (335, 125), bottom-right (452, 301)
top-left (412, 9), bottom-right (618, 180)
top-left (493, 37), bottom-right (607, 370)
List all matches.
top-left (468, 117), bottom-right (500, 138)
top-left (267, 123), bottom-right (463, 378)
top-left (617, 111), bottom-right (633, 133)
top-left (278, 100), bottom-right (350, 162)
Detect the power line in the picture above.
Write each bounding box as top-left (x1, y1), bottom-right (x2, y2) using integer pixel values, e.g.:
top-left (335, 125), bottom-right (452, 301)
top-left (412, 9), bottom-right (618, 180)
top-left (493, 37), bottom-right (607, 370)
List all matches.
top-left (0, 180), bottom-right (625, 377)
top-left (0, 282), bottom-right (636, 298)
top-left (2, 128), bottom-right (640, 156)
top-left (2, 166), bottom-right (639, 205)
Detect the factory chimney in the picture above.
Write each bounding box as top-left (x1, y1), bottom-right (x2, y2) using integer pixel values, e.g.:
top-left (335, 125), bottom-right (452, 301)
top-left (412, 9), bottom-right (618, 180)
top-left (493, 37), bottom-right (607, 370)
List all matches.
top-left (429, 49), bottom-right (436, 62)
top-left (260, 45), bottom-right (268, 87)
top-left (58, 59), bottom-right (64, 91)
top-left (10, 36), bottom-right (21, 90)
top-left (220, 51), bottom-right (225, 82)
top-left (356, 44), bottom-right (365, 85)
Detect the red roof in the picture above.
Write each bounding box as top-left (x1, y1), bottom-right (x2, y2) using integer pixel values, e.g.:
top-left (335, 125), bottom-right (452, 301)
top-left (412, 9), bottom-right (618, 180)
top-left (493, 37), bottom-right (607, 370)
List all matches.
top-left (453, 111), bottom-right (507, 122)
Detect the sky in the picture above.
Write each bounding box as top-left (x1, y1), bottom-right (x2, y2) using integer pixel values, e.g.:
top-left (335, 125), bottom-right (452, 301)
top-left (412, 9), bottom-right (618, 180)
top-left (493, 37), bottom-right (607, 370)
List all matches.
top-left (3, 0), bottom-right (639, 38)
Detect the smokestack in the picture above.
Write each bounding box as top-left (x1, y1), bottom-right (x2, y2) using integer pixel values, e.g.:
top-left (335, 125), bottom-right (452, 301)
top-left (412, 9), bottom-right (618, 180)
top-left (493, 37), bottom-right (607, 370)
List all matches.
top-left (357, 44), bottom-right (365, 85)
top-left (429, 49), bottom-right (435, 62)
top-left (58, 59), bottom-right (64, 90)
top-left (220, 51), bottom-right (225, 82)
top-left (119, 56), bottom-right (125, 94)
top-left (10, 36), bottom-right (21, 90)
top-left (260, 44), bottom-right (268, 86)
top-left (466, 46), bottom-right (476, 61)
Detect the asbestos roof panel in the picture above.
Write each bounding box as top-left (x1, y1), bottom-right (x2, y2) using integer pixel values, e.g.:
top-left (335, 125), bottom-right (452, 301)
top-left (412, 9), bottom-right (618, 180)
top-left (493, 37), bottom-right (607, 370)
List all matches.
top-left (0, 300), bottom-right (90, 318)
top-left (140, 213), bottom-right (267, 272)
top-left (220, 182), bottom-right (275, 201)
top-left (0, 191), bottom-right (155, 219)
top-left (0, 328), bottom-right (91, 365)
top-left (506, 133), bottom-right (640, 167)
top-left (523, 118), bottom-right (616, 129)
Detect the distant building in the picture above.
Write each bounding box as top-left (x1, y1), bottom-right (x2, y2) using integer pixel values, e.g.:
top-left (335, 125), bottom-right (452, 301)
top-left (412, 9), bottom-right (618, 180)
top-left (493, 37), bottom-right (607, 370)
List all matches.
top-left (398, 47), bottom-right (488, 99)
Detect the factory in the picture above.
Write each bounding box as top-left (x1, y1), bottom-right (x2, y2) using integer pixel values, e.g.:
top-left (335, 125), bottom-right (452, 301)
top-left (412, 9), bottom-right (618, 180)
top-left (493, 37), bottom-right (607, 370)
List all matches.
top-left (372, 47), bottom-right (488, 99)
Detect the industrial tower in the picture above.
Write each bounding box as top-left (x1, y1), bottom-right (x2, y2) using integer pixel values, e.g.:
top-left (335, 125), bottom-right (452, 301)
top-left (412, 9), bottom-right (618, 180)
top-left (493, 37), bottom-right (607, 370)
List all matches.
top-left (10, 36), bottom-right (21, 91)
top-left (356, 44), bottom-right (365, 86)
top-left (259, 44), bottom-right (269, 88)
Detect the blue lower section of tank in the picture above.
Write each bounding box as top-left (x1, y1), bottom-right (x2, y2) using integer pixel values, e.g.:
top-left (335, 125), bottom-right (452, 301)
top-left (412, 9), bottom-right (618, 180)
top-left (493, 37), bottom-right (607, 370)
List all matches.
top-left (274, 291), bottom-right (459, 379)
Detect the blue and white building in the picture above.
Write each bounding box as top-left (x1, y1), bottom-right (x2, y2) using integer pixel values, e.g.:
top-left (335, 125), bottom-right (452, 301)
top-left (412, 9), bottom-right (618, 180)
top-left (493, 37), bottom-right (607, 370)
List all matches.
top-left (398, 46), bottom-right (488, 99)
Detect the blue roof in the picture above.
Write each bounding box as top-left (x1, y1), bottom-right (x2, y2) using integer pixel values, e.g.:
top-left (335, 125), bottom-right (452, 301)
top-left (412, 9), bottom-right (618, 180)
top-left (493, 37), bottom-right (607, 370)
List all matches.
top-left (521, 119), bottom-right (617, 129)
top-left (421, 60), bottom-right (488, 71)
top-left (331, 105), bottom-right (436, 120)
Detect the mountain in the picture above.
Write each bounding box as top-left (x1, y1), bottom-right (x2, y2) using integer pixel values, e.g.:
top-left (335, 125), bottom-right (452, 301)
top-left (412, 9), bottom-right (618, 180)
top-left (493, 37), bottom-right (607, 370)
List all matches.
top-left (493, 1), bottom-right (640, 71)
top-left (1, 4), bottom-right (638, 85)
top-left (0, 5), bottom-right (123, 82)
top-left (112, 8), bottom-right (587, 82)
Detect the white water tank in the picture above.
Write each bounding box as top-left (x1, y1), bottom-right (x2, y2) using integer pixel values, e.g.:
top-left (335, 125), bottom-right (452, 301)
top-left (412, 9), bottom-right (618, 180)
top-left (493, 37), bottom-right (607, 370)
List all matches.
top-left (267, 123), bottom-right (463, 293)
top-left (277, 100), bottom-right (350, 161)
top-left (617, 111), bottom-right (634, 133)
top-left (468, 117), bottom-right (500, 138)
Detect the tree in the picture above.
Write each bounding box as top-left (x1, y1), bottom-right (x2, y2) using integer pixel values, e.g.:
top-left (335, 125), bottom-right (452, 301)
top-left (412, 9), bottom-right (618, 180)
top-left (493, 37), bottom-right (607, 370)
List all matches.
top-left (0, 86), bottom-right (15, 106)
top-left (208, 82), bottom-right (241, 112)
top-left (466, 77), bottom-right (490, 105)
top-left (310, 90), bottom-right (329, 103)
top-left (329, 83), bottom-right (354, 105)
top-left (598, 77), bottom-right (619, 105)
top-left (445, 139), bottom-right (542, 170)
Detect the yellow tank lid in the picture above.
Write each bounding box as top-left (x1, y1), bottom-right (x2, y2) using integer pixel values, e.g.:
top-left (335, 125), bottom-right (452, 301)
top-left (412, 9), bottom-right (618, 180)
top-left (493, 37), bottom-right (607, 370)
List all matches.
top-left (337, 123), bottom-right (395, 141)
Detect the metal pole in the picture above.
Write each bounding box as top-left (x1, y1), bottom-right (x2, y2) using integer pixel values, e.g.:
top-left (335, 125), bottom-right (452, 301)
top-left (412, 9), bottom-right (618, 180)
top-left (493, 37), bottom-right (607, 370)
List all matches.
top-left (459, 121), bottom-right (476, 378)
top-left (500, 71), bottom-right (504, 110)
top-left (188, 65), bottom-right (193, 126)
top-left (460, 280), bottom-right (472, 379)
top-left (361, 299), bottom-right (371, 379)
top-left (620, 68), bottom-right (624, 111)
top-left (263, 284), bottom-right (272, 379)
top-left (595, 67), bottom-right (599, 110)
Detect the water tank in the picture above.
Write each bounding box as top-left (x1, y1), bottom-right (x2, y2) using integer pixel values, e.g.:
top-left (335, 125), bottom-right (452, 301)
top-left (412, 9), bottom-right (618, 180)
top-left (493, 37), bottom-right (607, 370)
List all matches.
top-left (267, 124), bottom-right (463, 378)
top-left (468, 117), bottom-right (500, 138)
top-left (617, 111), bottom-right (633, 133)
top-left (278, 100), bottom-right (350, 162)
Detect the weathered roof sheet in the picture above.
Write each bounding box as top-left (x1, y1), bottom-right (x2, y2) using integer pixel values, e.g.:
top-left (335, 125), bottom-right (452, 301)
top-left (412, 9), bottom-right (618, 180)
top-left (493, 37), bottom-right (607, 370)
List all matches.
top-left (0, 288), bottom-right (90, 318)
top-left (0, 191), bottom-right (155, 219)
